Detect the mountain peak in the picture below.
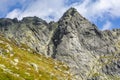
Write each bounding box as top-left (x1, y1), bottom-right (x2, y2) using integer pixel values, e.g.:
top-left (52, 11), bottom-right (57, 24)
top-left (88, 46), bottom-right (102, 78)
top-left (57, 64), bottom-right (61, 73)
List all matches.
top-left (59, 7), bottom-right (85, 22)
top-left (65, 7), bottom-right (77, 14)
top-left (0, 7), bottom-right (120, 80)
top-left (63, 7), bottom-right (79, 17)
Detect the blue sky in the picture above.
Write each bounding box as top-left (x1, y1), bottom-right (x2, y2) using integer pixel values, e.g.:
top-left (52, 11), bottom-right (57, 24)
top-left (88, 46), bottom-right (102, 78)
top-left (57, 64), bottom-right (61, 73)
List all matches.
top-left (0, 0), bottom-right (120, 30)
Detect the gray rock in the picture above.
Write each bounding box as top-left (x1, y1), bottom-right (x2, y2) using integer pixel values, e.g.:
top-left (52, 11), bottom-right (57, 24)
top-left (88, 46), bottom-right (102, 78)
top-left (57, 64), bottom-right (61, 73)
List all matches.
top-left (0, 8), bottom-right (120, 80)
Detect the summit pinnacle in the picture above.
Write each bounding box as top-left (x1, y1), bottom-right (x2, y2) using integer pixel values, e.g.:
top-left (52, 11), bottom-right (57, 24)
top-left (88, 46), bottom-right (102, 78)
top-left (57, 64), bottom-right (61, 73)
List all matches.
top-left (0, 8), bottom-right (120, 80)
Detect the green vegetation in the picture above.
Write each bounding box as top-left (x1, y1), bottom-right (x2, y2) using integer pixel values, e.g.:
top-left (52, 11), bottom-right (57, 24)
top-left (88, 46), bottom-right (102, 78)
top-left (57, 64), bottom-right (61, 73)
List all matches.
top-left (0, 35), bottom-right (72, 80)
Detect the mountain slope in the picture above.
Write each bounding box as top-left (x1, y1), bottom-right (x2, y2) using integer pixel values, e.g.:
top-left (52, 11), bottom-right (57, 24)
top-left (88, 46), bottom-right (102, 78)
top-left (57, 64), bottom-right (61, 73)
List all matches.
top-left (0, 8), bottom-right (120, 80)
top-left (51, 8), bottom-right (120, 79)
top-left (0, 34), bottom-right (72, 80)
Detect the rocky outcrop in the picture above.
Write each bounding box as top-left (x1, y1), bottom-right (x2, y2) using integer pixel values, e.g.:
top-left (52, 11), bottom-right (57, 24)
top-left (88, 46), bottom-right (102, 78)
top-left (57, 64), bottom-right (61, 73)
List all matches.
top-left (0, 17), bottom-right (56, 56)
top-left (50, 8), bottom-right (120, 79)
top-left (0, 8), bottom-right (120, 80)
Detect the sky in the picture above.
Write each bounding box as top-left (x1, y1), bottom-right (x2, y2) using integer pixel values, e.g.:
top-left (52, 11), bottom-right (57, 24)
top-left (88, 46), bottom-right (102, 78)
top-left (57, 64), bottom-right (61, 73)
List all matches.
top-left (0, 0), bottom-right (120, 30)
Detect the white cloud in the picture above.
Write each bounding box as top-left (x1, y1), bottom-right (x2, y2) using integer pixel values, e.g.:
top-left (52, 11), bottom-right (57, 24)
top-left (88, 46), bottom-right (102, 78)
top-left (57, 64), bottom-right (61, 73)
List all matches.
top-left (0, 0), bottom-right (28, 17)
top-left (5, 0), bottom-right (120, 23)
top-left (74, 0), bottom-right (120, 21)
top-left (6, 9), bottom-right (21, 19)
top-left (6, 0), bottom-right (69, 22)
top-left (102, 21), bottom-right (112, 30)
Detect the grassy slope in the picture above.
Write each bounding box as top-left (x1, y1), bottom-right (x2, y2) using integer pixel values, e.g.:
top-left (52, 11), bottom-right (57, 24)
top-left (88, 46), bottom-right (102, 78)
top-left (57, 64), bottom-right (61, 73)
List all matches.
top-left (0, 34), bottom-right (72, 80)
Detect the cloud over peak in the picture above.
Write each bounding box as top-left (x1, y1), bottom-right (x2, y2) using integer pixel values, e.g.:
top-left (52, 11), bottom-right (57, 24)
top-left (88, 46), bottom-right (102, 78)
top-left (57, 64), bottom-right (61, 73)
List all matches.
top-left (1, 0), bottom-right (120, 30)
top-left (6, 0), bottom-right (68, 22)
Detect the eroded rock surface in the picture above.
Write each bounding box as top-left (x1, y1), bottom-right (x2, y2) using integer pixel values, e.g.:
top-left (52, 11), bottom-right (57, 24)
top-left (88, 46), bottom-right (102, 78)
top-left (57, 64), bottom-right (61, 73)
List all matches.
top-left (0, 8), bottom-right (120, 80)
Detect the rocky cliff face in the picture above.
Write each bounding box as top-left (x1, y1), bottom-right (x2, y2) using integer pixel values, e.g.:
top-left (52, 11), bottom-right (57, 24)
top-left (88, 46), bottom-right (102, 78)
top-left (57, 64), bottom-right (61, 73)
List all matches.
top-left (0, 8), bottom-right (120, 80)
top-left (0, 17), bottom-right (55, 56)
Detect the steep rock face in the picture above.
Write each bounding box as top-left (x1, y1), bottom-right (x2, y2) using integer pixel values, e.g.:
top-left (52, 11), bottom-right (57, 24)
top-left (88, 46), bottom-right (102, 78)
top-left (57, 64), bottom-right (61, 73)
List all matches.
top-left (0, 8), bottom-right (120, 80)
top-left (0, 17), bottom-right (55, 56)
top-left (51, 8), bottom-right (120, 79)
